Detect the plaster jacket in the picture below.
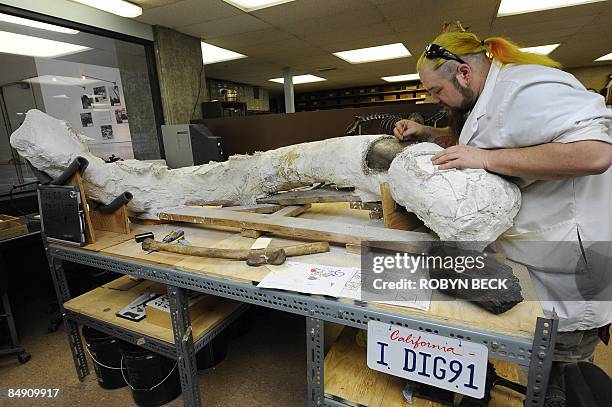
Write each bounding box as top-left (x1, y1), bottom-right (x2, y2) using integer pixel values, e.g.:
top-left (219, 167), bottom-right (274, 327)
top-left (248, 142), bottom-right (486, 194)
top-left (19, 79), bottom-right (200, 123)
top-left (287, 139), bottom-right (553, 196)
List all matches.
top-left (459, 59), bottom-right (612, 331)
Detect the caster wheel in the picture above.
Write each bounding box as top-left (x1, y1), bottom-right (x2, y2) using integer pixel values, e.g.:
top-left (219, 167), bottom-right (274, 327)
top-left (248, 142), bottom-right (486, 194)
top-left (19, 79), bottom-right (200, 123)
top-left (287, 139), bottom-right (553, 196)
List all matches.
top-left (18, 352), bottom-right (31, 364)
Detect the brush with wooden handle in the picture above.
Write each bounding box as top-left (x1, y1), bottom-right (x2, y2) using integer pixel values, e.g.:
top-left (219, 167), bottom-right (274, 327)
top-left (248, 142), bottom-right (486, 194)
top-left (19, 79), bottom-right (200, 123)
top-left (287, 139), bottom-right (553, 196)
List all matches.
top-left (141, 239), bottom-right (330, 266)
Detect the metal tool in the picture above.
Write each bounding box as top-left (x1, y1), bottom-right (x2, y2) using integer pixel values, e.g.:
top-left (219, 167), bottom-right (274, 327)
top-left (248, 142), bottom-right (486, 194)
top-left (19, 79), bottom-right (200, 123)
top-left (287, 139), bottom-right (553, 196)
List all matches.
top-left (162, 229), bottom-right (184, 243)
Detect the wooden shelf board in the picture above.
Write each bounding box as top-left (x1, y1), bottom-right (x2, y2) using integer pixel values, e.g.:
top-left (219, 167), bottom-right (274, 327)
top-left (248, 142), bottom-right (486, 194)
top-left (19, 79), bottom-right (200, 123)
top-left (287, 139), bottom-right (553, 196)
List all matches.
top-left (324, 327), bottom-right (525, 407)
top-left (64, 275), bottom-right (242, 344)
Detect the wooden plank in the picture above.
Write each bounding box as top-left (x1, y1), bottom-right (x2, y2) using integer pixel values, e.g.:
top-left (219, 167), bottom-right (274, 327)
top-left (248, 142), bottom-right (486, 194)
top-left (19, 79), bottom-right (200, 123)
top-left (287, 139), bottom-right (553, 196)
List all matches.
top-left (0, 215), bottom-right (28, 241)
top-left (64, 275), bottom-right (242, 344)
top-left (67, 171), bottom-right (95, 243)
top-left (324, 327), bottom-right (524, 407)
top-left (159, 206), bottom-right (433, 249)
top-left (345, 243), bottom-right (362, 255)
top-left (241, 204), bottom-right (311, 238)
top-left (222, 204), bottom-right (282, 214)
top-left (381, 182), bottom-right (423, 231)
top-left (90, 205), bottom-right (130, 234)
top-left (257, 189), bottom-right (361, 205)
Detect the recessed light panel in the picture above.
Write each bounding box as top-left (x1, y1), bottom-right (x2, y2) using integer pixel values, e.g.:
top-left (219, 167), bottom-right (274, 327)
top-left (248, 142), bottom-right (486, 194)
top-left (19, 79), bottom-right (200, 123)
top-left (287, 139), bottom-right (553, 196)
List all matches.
top-left (223, 0), bottom-right (295, 12)
top-left (72, 0), bottom-right (143, 18)
top-left (0, 31), bottom-right (90, 58)
top-left (595, 52), bottom-right (612, 61)
top-left (269, 75), bottom-right (326, 85)
top-left (519, 44), bottom-right (560, 55)
top-left (381, 73), bottom-right (420, 82)
top-left (0, 13), bottom-right (79, 34)
top-left (201, 42), bottom-right (247, 64)
top-left (497, 0), bottom-right (606, 16)
top-left (333, 43), bottom-right (411, 64)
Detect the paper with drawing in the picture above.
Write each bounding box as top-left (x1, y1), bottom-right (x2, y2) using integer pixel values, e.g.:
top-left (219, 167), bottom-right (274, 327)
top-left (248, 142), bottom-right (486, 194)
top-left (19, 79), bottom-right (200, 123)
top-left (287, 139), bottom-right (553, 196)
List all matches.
top-left (257, 262), bottom-right (358, 297)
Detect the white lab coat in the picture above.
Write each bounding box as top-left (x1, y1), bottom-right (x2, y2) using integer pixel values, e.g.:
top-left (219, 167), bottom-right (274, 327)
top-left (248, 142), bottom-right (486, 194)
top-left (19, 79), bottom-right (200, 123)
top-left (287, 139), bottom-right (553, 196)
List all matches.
top-left (459, 60), bottom-right (612, 331)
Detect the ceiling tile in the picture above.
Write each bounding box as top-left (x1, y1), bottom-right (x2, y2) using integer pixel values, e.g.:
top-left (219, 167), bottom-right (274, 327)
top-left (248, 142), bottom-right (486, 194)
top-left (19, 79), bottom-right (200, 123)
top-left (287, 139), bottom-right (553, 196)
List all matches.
top-left (136, 0), bottom-right (242, 28)
top-left (252, 0), bottom-right (372, 25)
top-left (179, 14), bottom-right (272, 38)
top-left (278, 6), bottom-right (384, 37)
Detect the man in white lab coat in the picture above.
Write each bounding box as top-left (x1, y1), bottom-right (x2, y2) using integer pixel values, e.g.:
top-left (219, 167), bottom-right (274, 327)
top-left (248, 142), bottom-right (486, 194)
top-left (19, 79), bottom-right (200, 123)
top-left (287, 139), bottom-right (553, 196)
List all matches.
top-left (394, 31), bottom-right (612, 403)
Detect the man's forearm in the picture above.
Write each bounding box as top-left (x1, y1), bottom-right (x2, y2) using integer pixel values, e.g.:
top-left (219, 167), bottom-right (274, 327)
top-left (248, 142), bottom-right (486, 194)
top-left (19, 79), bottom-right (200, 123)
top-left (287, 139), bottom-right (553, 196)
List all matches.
top-left (423, 126), bottom-right (457, 147)
top-left (486, 141), bottom-right (612, 179)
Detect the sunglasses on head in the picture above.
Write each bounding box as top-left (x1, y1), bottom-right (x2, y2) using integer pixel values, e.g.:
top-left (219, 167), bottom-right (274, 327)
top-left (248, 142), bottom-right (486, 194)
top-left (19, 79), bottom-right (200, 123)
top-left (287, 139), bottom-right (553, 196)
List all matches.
top-left (425, 43), bottom-right (466, 65)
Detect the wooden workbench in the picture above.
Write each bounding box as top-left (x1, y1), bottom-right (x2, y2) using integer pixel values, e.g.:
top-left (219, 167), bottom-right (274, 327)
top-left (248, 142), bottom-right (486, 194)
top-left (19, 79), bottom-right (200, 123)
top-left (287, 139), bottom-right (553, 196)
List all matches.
top-left (87, 203), bottom-right (542, 341)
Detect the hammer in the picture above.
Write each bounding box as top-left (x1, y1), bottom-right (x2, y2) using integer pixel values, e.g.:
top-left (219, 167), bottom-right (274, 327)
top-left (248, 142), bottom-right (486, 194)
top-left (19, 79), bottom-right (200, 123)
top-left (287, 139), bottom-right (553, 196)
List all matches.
top-left (140, 239), bottom-right (329, 266)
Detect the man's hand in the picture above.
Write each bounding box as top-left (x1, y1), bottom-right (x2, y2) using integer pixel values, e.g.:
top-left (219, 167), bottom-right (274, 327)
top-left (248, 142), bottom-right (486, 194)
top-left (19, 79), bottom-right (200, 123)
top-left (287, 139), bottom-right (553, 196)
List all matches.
top-left (431, 144), bottom-right (491, 170)
top-left (393, 119), bottom-right (427, 141)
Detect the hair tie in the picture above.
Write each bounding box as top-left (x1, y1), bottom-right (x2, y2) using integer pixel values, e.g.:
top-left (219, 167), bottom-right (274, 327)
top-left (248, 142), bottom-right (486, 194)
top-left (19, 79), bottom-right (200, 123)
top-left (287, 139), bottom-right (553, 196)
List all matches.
top-left (481, 40), bottom-right (485, 46)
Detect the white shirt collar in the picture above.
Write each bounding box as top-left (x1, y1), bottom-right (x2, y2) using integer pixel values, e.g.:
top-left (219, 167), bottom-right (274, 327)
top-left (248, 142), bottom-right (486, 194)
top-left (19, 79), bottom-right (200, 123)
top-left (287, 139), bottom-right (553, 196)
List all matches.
top-left (458, 59), bottom-right (502, 144)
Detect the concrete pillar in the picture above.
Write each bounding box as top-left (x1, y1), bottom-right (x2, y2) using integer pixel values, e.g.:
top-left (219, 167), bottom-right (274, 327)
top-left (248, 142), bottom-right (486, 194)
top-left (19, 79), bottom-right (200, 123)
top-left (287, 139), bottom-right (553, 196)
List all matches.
top-left (154, 26), bottom-right (207, 124)
top-left (283, 67), bottom-right (295, 113)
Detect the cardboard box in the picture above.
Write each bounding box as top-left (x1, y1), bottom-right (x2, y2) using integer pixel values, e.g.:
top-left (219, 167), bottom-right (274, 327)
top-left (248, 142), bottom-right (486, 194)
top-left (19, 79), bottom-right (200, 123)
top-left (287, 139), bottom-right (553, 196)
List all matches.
top-left (145, 293), bottom-right (211, 329)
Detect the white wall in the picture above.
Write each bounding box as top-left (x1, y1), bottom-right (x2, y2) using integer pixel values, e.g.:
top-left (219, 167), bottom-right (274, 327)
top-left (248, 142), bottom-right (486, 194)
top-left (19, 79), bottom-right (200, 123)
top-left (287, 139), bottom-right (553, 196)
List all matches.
top-left (2, 0), bottom-right (153, 41)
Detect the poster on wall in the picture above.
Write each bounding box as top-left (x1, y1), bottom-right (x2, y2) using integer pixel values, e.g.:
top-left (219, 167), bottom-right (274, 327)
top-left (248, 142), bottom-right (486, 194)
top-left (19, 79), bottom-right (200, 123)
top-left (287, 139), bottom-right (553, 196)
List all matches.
top-left (81, 95), bottom-right (93, 109)
top-left (93, 86), bottom-right (107, 103)
top-left (110, 85), bottom-right (121, 106)
top-left (80, 112), bottom-right (93, 127)
top-left (115, 109), bottom-right (128, 124)
top-left (101, 125), bottom-right (114, 140)
top-left (34, 58), bottom-right (135, 159)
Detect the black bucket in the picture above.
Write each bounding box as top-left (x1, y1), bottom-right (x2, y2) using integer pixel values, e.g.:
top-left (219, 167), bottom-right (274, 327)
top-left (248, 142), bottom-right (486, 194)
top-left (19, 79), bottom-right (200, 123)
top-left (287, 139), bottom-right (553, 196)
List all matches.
top-left (119, 342), bottom-right (181, 407)
top-left (196, 330), bottom-right (228, 370)
top-left (82, 326), bottom-right (126, 389)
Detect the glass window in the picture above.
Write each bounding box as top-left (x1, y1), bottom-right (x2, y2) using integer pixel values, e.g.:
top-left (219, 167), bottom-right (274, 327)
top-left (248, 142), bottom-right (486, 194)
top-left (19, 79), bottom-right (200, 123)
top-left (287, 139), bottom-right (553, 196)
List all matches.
top-left (0, 11), bottom-right (161, 196)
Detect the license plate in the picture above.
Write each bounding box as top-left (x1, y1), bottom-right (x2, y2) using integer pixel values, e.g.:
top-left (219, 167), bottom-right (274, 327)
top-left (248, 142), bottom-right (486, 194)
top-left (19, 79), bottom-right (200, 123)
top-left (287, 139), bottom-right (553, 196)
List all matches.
top-left (366, 321), bottom-right (488, 399)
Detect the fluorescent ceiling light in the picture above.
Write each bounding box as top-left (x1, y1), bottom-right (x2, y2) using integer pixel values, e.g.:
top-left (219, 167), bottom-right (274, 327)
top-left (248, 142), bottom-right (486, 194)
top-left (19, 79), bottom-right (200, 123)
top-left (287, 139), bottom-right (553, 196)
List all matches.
top-left (24, 75), bottom-right (100, 86)
top-left (595, 52), bottom-right (612, 61)
top-left (0, 13), bottom-right (79, 34)
top-left (72, 0), bottom-right (142, 18)
top-left (0, 31), bottom-right (90, 58)
top-left (519, 44), bottom-right (560, 55)
top-left (497, 0), bottom-right (606, 16)
top-left (381, 73), bottom-right (420, 82)
top-left (333, 43), bottom-right (411, 64)
top-left (269, 75), bottom-right (326, 85)
top-left (201, 41), bottom-right (247, 64)
top-left (222, 0), bottom-right (295, 12)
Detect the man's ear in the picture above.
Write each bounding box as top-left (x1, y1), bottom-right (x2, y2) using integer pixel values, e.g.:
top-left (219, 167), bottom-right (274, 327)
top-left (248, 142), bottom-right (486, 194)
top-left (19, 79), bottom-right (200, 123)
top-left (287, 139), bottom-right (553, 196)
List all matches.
top-left (455, 64), bottom-right (472, 87)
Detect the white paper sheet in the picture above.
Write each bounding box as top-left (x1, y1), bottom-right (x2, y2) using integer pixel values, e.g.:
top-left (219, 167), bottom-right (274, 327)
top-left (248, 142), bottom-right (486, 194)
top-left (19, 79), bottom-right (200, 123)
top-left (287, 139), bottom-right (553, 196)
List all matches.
top-left (257, 262), bottom-right (359, 297)
top-left (339, 270), bottom-right (432, 312)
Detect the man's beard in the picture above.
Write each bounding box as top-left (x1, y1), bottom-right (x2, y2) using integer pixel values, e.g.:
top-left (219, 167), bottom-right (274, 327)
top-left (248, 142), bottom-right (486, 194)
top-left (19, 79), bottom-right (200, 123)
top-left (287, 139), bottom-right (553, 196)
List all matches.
top-left (445, 76), bottom-right (477, 137)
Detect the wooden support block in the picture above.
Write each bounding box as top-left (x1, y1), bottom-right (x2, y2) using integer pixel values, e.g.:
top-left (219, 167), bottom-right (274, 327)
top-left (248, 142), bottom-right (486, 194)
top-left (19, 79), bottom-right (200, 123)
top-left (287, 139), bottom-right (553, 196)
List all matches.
top-left (67, 171), bottom-right (95, 243)
top-left (380, 182), bottom-right (423, 231)
top-left (241, 204), bottom-right (311, 238)
top-left (90, 205), bottom-right (130, 234)
top-left (160, 206), bottom-right (432, 250)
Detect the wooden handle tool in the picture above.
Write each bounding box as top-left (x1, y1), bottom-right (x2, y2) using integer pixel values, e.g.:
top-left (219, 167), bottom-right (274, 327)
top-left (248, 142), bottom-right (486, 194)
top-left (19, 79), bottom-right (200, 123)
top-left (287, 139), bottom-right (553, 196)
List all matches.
top-left (141, 239), bottom-right (329, 266)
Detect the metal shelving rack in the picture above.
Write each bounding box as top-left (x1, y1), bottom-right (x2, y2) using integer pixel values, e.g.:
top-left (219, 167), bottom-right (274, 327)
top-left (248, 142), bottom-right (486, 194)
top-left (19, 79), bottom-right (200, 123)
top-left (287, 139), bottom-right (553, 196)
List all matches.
top-left (46, 243), bottom-right (557, 407)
